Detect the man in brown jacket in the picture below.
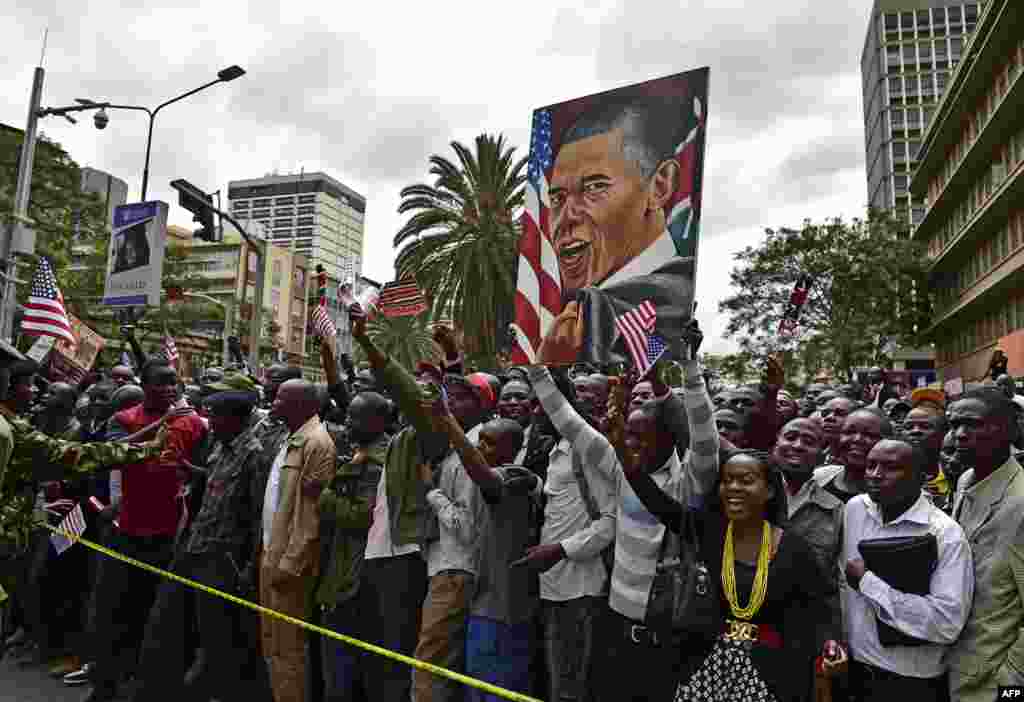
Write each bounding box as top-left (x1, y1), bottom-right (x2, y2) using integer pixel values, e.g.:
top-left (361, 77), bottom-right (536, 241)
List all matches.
top-left (260, 379), bottom-right (336, 702)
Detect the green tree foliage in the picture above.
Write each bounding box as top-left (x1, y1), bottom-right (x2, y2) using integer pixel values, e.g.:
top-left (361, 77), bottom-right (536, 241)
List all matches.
top-left (363, 313), bottom-right (440, 372)
top-left (393, 134), bottom-right (526, 359)
top-left (719, 214), bottom-right (931, 382)
top-left (0, 128), bottom-right (108, 267)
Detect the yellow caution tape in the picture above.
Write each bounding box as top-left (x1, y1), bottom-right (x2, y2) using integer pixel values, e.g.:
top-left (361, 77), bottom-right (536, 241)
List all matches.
top-left (40, 522), bottom-right (542, 702)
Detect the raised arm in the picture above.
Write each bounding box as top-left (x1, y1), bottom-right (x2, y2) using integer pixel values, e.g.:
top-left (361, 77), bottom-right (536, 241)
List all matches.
top-left (350, 304), bottom-right (434, 436)
top-left (678, 359), bottom-right (719, 498)
top-left (435, 412), bottom-right (503, 500)
top-left (527, 365), bottom-right (618, 484)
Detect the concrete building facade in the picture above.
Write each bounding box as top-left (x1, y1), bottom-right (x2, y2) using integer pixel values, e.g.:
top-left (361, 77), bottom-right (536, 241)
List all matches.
top-left (227, 172), bottom-right (365, 288)
top-left (862, 0), bottom-right (982, 227)
top-left (910, 0), bottom-right (1024, 386)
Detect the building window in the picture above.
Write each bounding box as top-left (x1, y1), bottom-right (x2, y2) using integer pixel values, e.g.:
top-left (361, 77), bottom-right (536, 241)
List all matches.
top-left (964, 5), bottom-right (977, 24)
top-left (297, 216), bottom-right (314, 226)
top-left (252, 209), bottom-right (271, 219)
top-left (915, 9), bottom-right (931, 35)
top-left (907, 108), bottom-right (921, 128)
top-left (884, 13), bottom-right (898, 32)
top-left (891, 109), bottom-right (905, 127)
top-left (232, 201), bottom-right (249, 209)
top-left (297, 205), bottom-right (314, 215)
top-left (900, 11), bottom-right (915, 30)
top-left (297, 227), bottom-right (313, 237)
top-left (275, 208), bottom-right (294, 217)
top-left (905, 76), bottom-right (918, 99)
top-left (889, 77), bottom-right (903, 97)
top-left (274, 219), bottom-right (291, 228)
top-left (298, 195), bottom-right (315, 204)
top-left (254, 199), bottom-right (271, 208)
top-left (894, 174), bottom-right (909, 192)
top-left (903, 44), bottom-right (917, 65)
top-left (275, 197), bottom-right (294, 205)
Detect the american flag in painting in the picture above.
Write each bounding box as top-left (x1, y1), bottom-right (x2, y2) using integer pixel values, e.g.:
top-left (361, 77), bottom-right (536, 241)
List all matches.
top-left (511, 109), bottom-right (561, 364)
top-left (614, 300), bottom-right (667, 377)
top-left (21, 257), bottom-right (75, 346)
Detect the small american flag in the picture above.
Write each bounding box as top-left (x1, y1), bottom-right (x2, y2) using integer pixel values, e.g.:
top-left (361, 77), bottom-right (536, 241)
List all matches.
top-left (312, 303), bottom-right (337, 339)
top-left (614, 300), bottom-right (667, 377)
top-left (50, 503), bottom-right (86, 555)
top-left (378, 277), bottom-right (427, 318)
top-left (163, 334), bottom-right (179, 364)
top-left (22, 258), bottom-right (75, 345)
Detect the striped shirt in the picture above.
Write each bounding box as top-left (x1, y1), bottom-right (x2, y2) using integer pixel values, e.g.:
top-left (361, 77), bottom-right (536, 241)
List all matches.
top-left (530, 360), bottom-right (718, 621)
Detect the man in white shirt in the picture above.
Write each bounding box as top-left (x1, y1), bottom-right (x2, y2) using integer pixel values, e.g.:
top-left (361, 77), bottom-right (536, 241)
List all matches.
top-left (842, 438), bottom-right (973, 700)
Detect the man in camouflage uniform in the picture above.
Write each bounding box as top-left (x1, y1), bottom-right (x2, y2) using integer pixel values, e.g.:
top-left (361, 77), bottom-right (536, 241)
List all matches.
top-left (0, 360), bottom-right (163, 556)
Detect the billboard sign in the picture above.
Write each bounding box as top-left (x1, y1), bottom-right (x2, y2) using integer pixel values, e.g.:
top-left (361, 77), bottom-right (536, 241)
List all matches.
top-left (102, 201), bottom-right (169, 307)
top-left (511, 68), bottom-right (710, 366)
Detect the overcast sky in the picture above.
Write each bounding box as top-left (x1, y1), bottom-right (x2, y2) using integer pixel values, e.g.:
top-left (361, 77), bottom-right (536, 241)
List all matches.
top-left (2, 0), bottom-right (876, 354)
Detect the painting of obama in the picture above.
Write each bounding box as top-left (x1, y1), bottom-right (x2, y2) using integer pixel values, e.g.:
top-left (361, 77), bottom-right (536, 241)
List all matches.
top-left (511, 68), bottom-right (708, 366)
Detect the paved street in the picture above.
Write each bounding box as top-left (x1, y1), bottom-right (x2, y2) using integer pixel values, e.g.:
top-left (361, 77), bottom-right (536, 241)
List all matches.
top-left (0, 655), bottom-right (81, 702)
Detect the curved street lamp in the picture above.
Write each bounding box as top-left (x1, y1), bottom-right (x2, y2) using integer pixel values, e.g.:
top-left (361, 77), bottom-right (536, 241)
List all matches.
top-left (77, 65), bottom-right (245, 200)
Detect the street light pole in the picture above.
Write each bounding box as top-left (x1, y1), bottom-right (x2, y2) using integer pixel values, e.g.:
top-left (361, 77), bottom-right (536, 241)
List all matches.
top-left (0, 66), bottom-right (45, 343)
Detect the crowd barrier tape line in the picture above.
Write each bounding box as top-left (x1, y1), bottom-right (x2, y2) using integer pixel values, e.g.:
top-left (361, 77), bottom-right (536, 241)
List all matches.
top-left (38, 522), bottom-right (542, 702)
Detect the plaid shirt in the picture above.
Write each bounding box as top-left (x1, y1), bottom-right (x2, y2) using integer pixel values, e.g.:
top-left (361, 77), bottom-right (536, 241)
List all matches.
top-left (186, 414), bottom-right (264, 560)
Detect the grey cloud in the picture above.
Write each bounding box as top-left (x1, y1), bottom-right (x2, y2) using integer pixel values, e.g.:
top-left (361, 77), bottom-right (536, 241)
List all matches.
top-left (776, 133), bottom-right (865, 202)
top-left (541, 1), bottom-right (867, 135)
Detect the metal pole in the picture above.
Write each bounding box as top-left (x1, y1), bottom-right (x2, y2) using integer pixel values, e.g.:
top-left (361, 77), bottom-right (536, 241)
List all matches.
top-left (223, 301), bottom-right (233, 367)
top-left (140, 111), bottom-right (155, 201)
top-left (0, 66), bottom-right (45, 343)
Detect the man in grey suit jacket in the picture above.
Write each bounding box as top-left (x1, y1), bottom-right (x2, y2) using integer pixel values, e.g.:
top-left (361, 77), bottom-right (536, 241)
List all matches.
top-left (948, 388), bottom-right (1024, 702)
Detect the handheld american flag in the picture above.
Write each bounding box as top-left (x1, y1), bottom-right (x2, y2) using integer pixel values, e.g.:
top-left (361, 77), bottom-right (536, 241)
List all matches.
top-left (614, 300), bottom-right (668, 377)
top-left (378, 277), bottom-right (428, 318)
top-left (50, 503), bottom-right (86, 555)
top-left (22, 258), bottom-right (75, 346)
top-left (162, 334), bottom-right (179, 364)
top-left (511, 109), bottom-right (561, 364)
top-left (312, 303), bottom-right (337, 340)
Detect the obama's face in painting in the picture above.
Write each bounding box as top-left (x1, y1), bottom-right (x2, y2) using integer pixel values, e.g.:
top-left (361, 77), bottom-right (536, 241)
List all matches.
top-left (547, 126), bottom-right (676, 298)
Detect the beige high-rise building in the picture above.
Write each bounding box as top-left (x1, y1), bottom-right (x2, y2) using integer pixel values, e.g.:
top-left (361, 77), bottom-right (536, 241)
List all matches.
top-left (227, 172), bottom-right (365, 298)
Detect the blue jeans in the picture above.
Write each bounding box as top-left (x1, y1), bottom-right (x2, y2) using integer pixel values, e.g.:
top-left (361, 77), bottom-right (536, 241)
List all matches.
top-left (319, 591), bottom-right (367, 702)
top-left (466, 616), bottom-right (534, 702)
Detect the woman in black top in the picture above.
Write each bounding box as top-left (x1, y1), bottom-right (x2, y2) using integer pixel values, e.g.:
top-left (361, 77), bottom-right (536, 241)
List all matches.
top-left (624, 449), bottom-right (841, 702)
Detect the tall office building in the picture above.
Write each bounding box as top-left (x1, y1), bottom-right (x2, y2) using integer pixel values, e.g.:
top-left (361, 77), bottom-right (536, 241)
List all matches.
top-left (861, 1), bottom-right (982, 228)
top-left (912, 0), bottom-right (1024, 385)
top-left (226, 171), bottom-right (365, 286)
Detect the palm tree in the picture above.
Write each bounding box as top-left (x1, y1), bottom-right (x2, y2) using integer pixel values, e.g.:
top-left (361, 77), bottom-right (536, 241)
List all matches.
top-left (393, 134), bottom-right (526, 360)
top-left (364, 313), bottom-right (439, 372)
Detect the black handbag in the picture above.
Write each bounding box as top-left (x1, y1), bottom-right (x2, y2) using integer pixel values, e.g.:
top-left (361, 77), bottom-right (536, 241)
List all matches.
top-left (646, 510), bottom-right (721, 637)
top-left (858, 534), bottom-right (938, 647)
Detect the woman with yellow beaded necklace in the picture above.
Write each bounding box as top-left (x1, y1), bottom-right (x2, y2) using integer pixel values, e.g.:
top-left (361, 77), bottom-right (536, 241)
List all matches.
top-left (624, 449), bottom-right (841, 701)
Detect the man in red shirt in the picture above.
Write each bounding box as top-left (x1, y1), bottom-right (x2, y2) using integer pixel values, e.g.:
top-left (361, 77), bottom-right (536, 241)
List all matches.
top-left (83, 359), bottom-right (207, 702)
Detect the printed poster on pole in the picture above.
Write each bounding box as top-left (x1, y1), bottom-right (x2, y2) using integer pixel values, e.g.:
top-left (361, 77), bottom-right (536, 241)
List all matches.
top-left (102, 201), bottom-right (169, 308)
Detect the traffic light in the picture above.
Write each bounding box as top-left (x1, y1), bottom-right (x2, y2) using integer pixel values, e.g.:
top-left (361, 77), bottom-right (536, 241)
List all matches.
top-left (170, 178), bottom-right (218, 242)
top-left (316, 265), bottom-right (327, 305)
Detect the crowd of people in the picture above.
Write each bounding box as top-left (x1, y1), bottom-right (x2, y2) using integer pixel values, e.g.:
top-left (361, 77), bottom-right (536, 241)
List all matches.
top-left (0, 307), bottom-right (1023, 702)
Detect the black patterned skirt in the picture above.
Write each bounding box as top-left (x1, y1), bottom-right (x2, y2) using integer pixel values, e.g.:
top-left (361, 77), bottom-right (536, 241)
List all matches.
top-left (675, 638), bottom-right (777, 702)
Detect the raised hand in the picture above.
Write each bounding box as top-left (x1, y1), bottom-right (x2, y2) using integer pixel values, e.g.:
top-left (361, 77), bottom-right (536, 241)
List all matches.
top-left (537, 302), bottom-right (583, 365)
top-left (349, 303), bottom-right (368, 339)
